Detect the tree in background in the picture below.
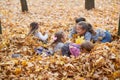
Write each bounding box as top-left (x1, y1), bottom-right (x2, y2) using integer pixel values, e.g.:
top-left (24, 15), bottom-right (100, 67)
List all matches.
top-left (0, 20), bottom-right (2, 34)
top-left (85, 0), bottom-right (95, 10)
top-left (20, 0), bottom-right (28, 12)
top-left (118, 15), bottom-right (120, 35)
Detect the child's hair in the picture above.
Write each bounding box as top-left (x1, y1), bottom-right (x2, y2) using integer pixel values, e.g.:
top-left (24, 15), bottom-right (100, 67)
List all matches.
top-left (77, 21), bottom-right (95, 35)
top-left (87, 23), bottom-right (96, 35)
top-left (75, 17), bottom-right (86, 23)
top-left (52, 31), bottom-right (64, 44)
top-left (28, 22), bottom-right (39, 35)
top-left (81, 41), bottom-right (94, 52)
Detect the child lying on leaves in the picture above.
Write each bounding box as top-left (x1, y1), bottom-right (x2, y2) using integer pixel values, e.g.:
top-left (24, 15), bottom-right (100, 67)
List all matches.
top-left (75, 21), bottom-right (112, 43)
top-left (61, 41), bottom-right (94, 57)
top-left (34, 31), bottom-right (65, 56)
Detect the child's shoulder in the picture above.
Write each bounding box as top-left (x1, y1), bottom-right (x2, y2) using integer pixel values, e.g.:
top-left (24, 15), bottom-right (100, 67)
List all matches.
top-left (34, 31), bottom-right (41, 35)
top-left (96, 28), bottom-right (106, 32)
top-left (95, 28), bottom-right (106, 35)
top-left (69, 43), bottom-right (80, 49)
top-left (70, 26), bottom-right (76, 31)
top-left (57, 42), bottom-right (64, 46)
top-left (85, 31), bottom-right (92, 36)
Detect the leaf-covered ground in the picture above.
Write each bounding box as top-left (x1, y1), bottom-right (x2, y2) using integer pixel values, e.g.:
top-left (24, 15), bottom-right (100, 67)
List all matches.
top-left (0, 0), bottom-right (120, 80)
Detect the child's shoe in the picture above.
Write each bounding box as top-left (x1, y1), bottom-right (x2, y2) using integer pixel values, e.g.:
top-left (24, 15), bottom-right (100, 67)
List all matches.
top-left (34, 47), bottom-right (43, 55)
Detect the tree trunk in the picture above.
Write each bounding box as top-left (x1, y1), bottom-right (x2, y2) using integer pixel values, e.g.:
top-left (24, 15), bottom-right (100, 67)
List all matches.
top-left (118, 15), bottom-right (120, 35)
top-left (85, 0), bottom-right (95, 10)
top-left (0, 20), bottom-right (2, 34)
top-left (20, 0), bottom-right (28, 12)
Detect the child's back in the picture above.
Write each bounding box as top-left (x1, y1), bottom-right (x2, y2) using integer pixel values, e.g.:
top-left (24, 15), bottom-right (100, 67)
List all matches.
top-left (91, 28), bottom-right (111, 43)
top-left (54, 42), bottom-right (64, 52)
top-left (35, 31), bottom-right (65, 56)
top-left (34, 31), bottom-right (48, 41)
top-left (51, 31), bottom-right (65, 53)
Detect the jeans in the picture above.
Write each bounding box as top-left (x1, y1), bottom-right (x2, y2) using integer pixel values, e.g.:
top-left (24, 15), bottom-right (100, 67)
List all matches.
top-left (101, 31), bottom-right (112, 43)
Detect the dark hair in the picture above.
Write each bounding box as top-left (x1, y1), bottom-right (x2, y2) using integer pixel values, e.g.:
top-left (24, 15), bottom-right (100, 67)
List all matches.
top-left (75, 17), bottom-right (86, 23)
top-left (77, 21), bottom-right (95, 35)
top-left (28, 22), bottom-right (39, 35)
top-left (81, 41), bottom-right (94, 52)
top-left (77, 21), bottom-right (88, 30)
top-left (52, 31), bottom-right (64, 44)
top-left (87, 23), bottom-right (96, 35)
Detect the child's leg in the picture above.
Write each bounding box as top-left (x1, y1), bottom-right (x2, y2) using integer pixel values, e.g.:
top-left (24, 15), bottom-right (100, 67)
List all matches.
top-left (69, 27), bottom-right (77, 38)
top-left (34, 47), bottom-right (43, 55)
top-left (101, 31), bottom-right (112, 43)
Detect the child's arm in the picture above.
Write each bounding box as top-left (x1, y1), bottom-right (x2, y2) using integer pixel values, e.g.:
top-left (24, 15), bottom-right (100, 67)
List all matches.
top-left (35, 32), bottom-right (48, 41)
top-left (84, 32), bottom-right (92, 41)
top-left (69, 27), bottom-right (77, 38)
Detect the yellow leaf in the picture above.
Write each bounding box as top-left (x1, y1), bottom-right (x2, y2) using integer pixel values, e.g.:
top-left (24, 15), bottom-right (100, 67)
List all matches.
top-left (113, 71), bottom-right (120, 78)
top-left (12, 59), bottom-right (19, 65)
top-left (44, 65), bottom-right (49, 70)
top-left (21, 60), bottom-right (28, 66)
top-left (75, 36), bottom-right (85, 44)
top-left (14, 68), bottom-right (21, 75)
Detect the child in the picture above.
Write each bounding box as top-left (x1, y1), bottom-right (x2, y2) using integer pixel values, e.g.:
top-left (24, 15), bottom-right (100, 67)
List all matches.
top-left (76, 21), bottom-right (112, 43)
top-left (61, 41), bottom-right (94, 57)
top-left (69, 17), bottom-right (86, 38)
top-left (28, 22), bottom-right (48, 42)
top-left (35, 31), bottom-right (65, 56)
top-left (50, 31), bottom-right (65, 53)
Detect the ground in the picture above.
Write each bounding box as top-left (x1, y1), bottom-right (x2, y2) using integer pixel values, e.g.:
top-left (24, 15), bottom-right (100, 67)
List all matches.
top-left (0, 0), bottom-right (120, 80)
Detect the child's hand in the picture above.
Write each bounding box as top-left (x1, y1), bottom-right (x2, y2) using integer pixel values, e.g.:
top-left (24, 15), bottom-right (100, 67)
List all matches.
top-left (98, 37), bottom-right (103, 41)
top-left (69, 45), bottom-right (74, 48)
top-left (44, 30), bottom-right (49, 34)
top-left (43, 30), bottom-right (48, 35)
top-left (46, 30), bottom-right (49, 33)
top-left (66, 39), bottom-right (71, 43)
top-left (96, 38), bottom-right (102, 43)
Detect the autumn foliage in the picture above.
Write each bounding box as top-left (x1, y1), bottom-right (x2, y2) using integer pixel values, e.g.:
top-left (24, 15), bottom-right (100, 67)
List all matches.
top-left (0, 0), bottom-right (120, 80)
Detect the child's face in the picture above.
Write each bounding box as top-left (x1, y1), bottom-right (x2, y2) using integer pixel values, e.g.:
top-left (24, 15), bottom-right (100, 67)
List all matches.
top-left (76, 25), bottom-right (86, 36)
top-left (80, 48), bottom-right (86, 53)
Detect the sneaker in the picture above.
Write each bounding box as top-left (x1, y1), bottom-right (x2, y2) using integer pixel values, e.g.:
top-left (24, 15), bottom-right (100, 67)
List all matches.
top-left (34, 47), bottom-right (43, 55)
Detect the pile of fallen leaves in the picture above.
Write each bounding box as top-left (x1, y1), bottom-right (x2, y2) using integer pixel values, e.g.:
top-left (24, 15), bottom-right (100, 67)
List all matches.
top-left (0, 41), bottom-right (120, 80)
top-left (0, 0), bottom-right (120, 79)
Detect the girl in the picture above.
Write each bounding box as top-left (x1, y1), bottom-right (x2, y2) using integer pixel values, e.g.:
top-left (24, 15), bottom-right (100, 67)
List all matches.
top-left (28, 22), bottom-right (48, 42)
top-left (35, 31), bottom-right (65, 56)
top-left (61, 41), bottom-right (94, 57)
top-left (69, 17), bottom-right (86, 38)
top-left (76, 21), bottom-right (112, 43)
top-left (50, 31), bottom-right (65, 53)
